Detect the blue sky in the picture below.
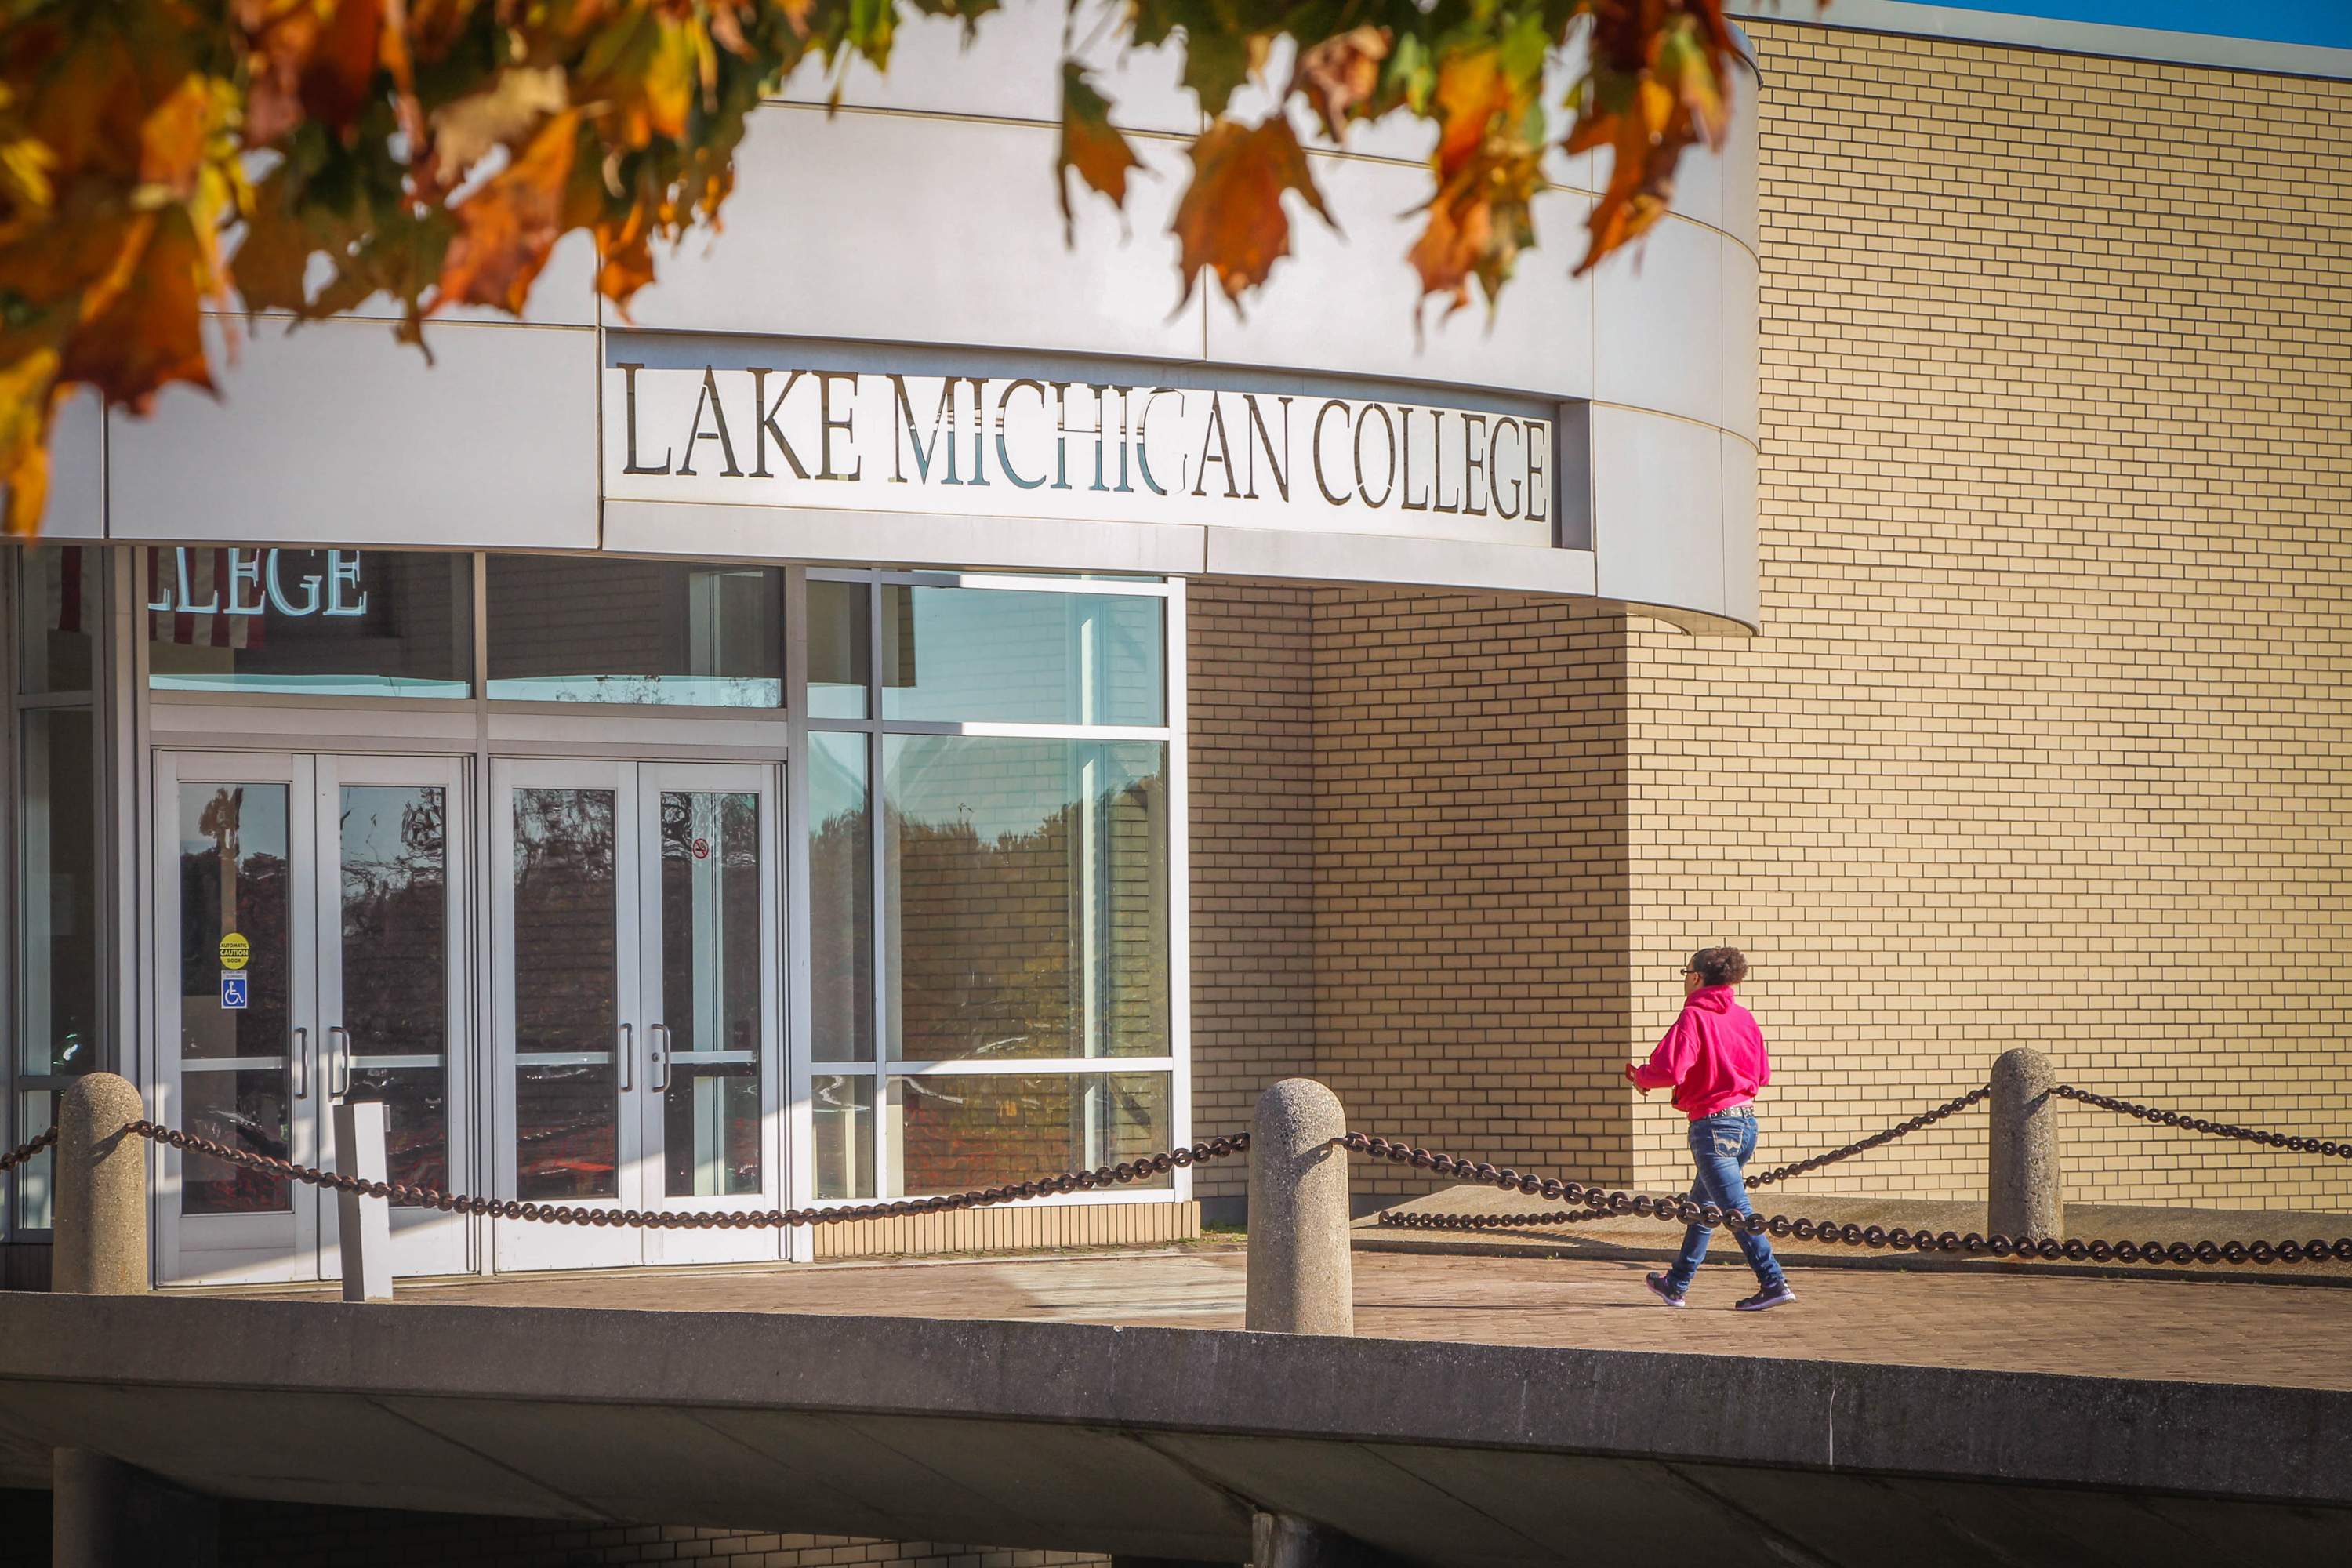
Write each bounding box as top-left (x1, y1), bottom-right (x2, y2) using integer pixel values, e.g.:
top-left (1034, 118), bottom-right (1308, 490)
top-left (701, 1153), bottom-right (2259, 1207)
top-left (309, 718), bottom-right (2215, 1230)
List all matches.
top-left (1887, 0), bottom-right (2352, 49)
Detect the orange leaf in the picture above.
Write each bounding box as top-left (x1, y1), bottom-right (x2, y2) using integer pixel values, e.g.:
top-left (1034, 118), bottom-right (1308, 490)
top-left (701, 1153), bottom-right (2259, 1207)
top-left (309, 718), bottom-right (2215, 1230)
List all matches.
top-left (0, 347), bottom-right (64, 537)
top-left (1057, 62), bottom-right (1142, 241)
top-left (57, 205), bottom-right (216, 412)
top-left (1171, 116), bottom-right (1333, 308)
top-left (437, 109), bottom-right (582, 315)
top-left (1431, 47), bottom-right (1511, 180)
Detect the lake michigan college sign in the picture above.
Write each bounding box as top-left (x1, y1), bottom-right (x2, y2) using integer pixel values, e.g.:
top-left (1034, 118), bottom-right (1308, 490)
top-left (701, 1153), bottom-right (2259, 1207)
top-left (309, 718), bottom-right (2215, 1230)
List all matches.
top-left (604, 346), bottom-right (1573, 557)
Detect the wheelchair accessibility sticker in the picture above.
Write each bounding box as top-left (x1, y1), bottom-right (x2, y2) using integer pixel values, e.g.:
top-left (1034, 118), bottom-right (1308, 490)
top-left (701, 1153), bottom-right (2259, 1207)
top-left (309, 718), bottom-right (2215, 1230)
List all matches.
top-left (220, 974), bottom-right (249, 1010)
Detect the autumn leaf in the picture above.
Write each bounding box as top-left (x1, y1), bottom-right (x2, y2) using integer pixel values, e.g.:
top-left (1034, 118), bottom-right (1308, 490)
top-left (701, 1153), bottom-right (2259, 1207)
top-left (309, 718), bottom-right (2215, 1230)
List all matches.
top-left (437, 109), bottom-right (583, 315)
top-left (1057, 61), bottom-right (1141, 241)
top-left (1291, 26), bottom-right (1389, 142)
top-left (58, 205), bottom-right (216, 410)
top-left (0, 345), bottom-right (64, 536)
top-left (1172, 116), bottom-right (1334, 307)
top-left (426, 66), bottom-right (570, 188)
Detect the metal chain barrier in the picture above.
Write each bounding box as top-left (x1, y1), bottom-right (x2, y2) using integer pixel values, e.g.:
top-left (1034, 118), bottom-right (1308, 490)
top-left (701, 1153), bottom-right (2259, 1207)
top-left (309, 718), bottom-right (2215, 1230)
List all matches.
top-left (1746, 1087), bottom-right (1987, 1189)
top-left (0, 1127), bottom-right (57, 1175)
top-left (120, 1119), bottom-right (1247, 1229)
top-left (1348, 1131), bottom-right (2352, 1268)
top-left (2051, 1085), bottom-right (2351, 1160)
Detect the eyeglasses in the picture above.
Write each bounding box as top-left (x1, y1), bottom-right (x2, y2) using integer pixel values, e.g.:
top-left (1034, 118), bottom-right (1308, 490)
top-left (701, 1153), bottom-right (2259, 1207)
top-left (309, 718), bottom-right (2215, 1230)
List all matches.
top-left (1676, 967), bottom-right (1700, 977)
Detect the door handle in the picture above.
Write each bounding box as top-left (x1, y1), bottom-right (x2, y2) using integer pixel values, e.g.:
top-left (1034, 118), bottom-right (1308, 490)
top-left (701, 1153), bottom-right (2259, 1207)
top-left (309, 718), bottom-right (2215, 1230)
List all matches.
top-left (618, 1022), bottom-right (633, 1092)
top-left (328, 1025), bottom-right (351, 1099)
top-left (292, 1027), bottom-right (310, 1101)
top-left (650, 1024), bottom-right (671, 1093)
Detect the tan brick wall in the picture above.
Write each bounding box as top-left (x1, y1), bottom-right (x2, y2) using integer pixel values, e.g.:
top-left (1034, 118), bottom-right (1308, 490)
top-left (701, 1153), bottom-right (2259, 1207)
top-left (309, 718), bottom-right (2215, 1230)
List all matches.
top-left (1307, 590), bottom-right (1633, 1200)
top-left (1624, 23), bottom-right (2352, 1207)
top-left (1189, 31), bottom-right (2352, 1218)
top-left (1189, 584), bottom-right (1635, 1203)
top-left (1188, 582), bottom-right (1319, 1203)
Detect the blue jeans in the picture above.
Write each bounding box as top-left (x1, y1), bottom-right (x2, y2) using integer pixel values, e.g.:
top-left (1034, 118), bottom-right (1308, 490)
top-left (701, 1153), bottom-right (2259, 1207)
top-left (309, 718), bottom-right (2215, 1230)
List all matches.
top-left (1662, 1111), bottom-right (1786, 1294)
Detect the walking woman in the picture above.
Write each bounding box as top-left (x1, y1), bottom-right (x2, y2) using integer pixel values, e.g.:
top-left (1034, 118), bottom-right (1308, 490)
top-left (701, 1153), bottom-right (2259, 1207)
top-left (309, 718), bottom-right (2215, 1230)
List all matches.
top-left (1625, 946), bottom-right (1795, 1311)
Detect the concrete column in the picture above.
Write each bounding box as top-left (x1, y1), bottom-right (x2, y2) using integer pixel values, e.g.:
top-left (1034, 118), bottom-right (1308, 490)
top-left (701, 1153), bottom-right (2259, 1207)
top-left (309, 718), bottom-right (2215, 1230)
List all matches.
top-left (53, 1073), bottom-right (148, 1295)
top-left (1251, 1512), bottom-right (1363, 1568)
top-left (1109, 1557), bottom-right (1245, 1567)
top-left (52, 1449), bottom-right (217, 1568)
top-left (1988, 1047), bottom-right (2063, 1243)
top-left (1245, 1079), bottom-right (1352, 1336)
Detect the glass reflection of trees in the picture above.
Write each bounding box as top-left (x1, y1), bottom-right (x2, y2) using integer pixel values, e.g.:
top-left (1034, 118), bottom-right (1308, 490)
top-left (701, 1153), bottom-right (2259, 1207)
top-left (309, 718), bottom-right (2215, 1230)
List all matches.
top-left (340, 787), bottom-right (449, 1195)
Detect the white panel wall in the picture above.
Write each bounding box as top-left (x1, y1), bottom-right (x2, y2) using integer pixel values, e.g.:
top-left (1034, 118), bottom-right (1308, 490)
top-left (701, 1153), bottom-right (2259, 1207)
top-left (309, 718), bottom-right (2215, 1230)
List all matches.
top-left (109, 317), bottom-right (598, 550)
top-left (38, 390), bottom-right (106, 540)
top-left (1589, 404), bottom-right (1726, 617)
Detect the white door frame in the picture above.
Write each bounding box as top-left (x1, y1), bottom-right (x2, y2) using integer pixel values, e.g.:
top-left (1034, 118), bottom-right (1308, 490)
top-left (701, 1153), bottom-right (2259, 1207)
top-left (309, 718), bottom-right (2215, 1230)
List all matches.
top-left (153, 750), bottom-right (321, 1286)
top-left (314, 753), bottom-right (474, 1280)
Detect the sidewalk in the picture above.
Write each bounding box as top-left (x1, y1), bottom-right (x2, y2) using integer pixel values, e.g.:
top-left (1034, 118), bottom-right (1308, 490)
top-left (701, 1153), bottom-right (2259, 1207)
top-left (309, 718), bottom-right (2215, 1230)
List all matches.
top-left (1356, 1185), bottom-right (2352, 1287)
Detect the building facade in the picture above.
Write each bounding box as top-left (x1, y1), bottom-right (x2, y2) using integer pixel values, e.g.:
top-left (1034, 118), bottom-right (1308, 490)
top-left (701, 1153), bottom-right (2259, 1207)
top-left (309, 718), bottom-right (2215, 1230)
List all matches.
top-left (5, 0), bottom-right (2349, 1319)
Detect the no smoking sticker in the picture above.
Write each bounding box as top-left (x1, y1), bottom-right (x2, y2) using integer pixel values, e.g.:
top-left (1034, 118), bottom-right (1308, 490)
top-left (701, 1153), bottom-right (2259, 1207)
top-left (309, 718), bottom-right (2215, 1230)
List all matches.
top-left (692, 837), bottom-right (710, 860)
top-left (218, 932), bottom-right (251, 971)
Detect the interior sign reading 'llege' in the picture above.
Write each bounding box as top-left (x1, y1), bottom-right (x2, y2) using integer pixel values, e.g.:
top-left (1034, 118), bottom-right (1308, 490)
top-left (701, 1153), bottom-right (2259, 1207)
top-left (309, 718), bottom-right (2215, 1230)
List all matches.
top-left (605, 362), bottom-right (1554, 548)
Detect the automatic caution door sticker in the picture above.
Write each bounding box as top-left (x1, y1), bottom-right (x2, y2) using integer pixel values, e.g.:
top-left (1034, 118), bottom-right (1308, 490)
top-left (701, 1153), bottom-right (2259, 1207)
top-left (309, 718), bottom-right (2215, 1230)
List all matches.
top-left (219, 932), bottom-right (252, 971)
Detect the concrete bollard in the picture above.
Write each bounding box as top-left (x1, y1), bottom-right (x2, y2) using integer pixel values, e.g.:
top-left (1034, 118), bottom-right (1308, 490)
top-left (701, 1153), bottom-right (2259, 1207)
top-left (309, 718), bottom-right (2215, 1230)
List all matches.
top-left (1245, 1079), bottom-right (1352, 1336)
top-left (54, 1073), bottom-right (149, 1295)
top-left (333, 1098), bottom-right (395, 1303)
top-left (1988, 1047), bottom-right (2063, 1243)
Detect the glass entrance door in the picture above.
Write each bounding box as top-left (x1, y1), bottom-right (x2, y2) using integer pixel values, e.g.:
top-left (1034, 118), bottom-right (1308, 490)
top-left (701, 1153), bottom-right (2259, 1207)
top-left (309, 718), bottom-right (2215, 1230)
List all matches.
top-left (491, 760), bottom-right (779, 1272)
top-left (156, 754), bottom-right (318, 1284)
top-left (155, 752), bottom-right (470, 1285)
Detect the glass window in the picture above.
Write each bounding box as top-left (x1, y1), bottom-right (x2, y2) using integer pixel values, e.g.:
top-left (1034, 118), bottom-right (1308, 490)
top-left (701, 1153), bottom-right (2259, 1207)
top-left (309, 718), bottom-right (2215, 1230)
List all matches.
top-left (814, 1075), bottom-right (875, 1199)
top-left (807, 579), bottom-right (869, 720)
top-left (175, 782), bottom-right (296, 1215)
top-left (884, 1072), bottom-right (1171, 1197)
top-left (16, 545), bottom-right (97, 694)
top-left (340, 786), bottom-right (452, 1201)
top-left (884, 737), bottom-right (1169, 1062)
top-left (511, 788), bottom-right (620, 1200)
top-left (658, 789), bottom-right (764, 1198)
top-left (19, 710), bottom-right (100, 1080)
top-left (147, 548), bottom-right (472, 697)
top-left (808, 733), bottom-right (873, 1062)
top-left (488, 556), bottom-right (781, 706)
top-left (880, 586), bottom-right (1163, 726)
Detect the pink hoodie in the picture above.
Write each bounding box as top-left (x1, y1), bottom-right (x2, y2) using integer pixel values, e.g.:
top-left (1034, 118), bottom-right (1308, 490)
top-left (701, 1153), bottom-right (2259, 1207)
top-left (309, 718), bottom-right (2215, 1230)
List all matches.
top-left (1632, 985), bottom-right (1770, 1120)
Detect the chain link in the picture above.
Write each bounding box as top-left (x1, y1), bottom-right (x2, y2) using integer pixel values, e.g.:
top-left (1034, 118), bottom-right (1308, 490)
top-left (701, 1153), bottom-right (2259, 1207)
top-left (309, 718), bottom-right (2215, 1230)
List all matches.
top-left (122, 1119), bottom-right (1247, 1229)
top-left (0, 1127), bottom-right (57, 1174)
top-left (2051, 1085), bottom-right (2350, 1160)
top-left (1347, 1131), bottom-right (2352, 1268)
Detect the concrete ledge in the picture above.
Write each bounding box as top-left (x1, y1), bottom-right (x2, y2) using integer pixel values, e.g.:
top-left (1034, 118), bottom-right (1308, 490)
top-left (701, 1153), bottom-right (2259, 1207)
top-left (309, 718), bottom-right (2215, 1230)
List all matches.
top-left (2, 1291), bottom-right (2349, 1520)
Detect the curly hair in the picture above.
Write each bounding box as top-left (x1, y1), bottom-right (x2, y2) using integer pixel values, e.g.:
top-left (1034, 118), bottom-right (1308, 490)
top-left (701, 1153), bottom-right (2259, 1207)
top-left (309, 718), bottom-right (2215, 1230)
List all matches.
top-left (1689, 946), bottom-right (1748, 986)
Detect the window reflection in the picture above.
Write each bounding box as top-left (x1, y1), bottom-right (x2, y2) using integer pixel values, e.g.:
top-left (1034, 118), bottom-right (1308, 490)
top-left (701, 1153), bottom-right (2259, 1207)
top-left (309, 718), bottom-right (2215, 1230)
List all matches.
top-left (880, 586), bottom-right (1163, 726)
top-left (147, 549), bottom-right (472, 697)
top-left (883, 738), bottom-right (1168, 1062)
top-left (488, 557), bottom-right (781, 706)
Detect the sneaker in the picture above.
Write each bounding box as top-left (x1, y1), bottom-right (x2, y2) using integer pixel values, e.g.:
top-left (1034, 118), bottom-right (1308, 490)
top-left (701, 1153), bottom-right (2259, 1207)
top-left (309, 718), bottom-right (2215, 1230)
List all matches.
top-left (1735, 1283), bottom-right (1797, 1312)
top-left (1645, 1271), bottom-right (1688, 1308)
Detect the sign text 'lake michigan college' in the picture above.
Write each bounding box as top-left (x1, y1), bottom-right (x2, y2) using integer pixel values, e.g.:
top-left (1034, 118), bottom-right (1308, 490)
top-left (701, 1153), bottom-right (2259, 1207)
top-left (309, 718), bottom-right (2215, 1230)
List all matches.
top-left (605, 361), bottom-right (1556, 549)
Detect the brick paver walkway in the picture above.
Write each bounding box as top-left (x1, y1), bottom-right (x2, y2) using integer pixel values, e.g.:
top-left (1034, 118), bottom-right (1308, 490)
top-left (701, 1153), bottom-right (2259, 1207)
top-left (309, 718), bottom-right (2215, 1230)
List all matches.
top-left (269, 1246), bottom-right (2352, 1392)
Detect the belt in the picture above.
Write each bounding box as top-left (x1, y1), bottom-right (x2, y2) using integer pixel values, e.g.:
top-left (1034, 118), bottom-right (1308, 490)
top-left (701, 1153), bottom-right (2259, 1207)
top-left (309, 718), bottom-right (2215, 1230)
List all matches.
top-left (1707, 1103), bottom-right (1755, 1119)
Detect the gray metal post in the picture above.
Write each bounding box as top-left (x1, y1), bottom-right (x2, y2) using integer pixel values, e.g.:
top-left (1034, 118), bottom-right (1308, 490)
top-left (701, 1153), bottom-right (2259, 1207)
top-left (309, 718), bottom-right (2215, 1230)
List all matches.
top-left (1245, 1078), bottom-right (1352, 1335)
top-left (53, 1449), bottom-right (218, 1568)
top-left (333, 1098), bottom-right (394, 1303)
top-left (1988, 1047), bottom-right (2063, 1243)
top-left (53, 1073), bottom-right (147, 1295)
